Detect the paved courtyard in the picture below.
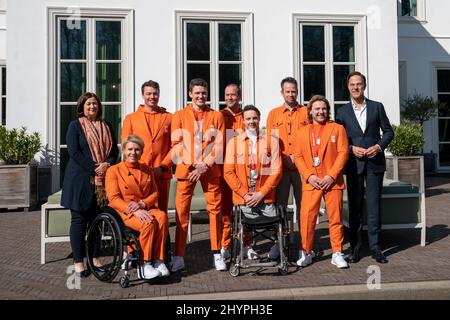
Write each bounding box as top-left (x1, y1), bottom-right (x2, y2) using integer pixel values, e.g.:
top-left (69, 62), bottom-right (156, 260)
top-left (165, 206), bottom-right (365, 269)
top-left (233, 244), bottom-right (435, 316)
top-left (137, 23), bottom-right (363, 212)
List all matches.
top-left (1, 176), bottom-right (449, 300)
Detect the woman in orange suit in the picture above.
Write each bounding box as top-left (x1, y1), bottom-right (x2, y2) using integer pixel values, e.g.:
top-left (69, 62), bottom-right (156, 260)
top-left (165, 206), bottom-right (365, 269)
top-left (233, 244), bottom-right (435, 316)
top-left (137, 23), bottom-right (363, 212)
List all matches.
top-left (105, 135), bottom-right (169, 280)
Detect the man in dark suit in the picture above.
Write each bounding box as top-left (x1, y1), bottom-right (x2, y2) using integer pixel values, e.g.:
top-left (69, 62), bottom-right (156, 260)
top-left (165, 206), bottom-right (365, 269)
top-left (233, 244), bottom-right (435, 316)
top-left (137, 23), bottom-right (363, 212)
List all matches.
top-left (335, 71), bottom-right (394, 264)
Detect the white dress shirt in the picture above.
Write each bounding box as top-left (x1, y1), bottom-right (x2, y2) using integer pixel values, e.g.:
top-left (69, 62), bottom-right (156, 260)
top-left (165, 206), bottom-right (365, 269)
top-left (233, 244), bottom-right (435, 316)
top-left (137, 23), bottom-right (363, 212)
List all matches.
top-left (351, 98), bottom-right (367, 132)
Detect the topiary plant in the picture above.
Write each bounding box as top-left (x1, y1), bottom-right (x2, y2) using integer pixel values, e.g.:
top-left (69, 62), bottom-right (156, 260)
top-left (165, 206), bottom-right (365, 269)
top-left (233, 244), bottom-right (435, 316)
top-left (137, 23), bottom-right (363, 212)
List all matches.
top-left (387, 120), bottom-right (424, 156)
top-left (0, 126), bottom-right (42, 164)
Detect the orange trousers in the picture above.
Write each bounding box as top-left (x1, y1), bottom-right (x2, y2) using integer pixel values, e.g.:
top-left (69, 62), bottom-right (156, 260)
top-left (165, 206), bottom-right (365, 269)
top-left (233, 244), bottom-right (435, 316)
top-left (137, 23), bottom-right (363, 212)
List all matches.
top-left (220, 178), bottom-right (233, 249)
top-left (155, 178), bottom-right (171, 214)
top-left (300, 189), bottom-right (343, 254)
top-left (124, 208), bottom-right (168, 261)
top-left (174, 177), bottom-right (222, 256)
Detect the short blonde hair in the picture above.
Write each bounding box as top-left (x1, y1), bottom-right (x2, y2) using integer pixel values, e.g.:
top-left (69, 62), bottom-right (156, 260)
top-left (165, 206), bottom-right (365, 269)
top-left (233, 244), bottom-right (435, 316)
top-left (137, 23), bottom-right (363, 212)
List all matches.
top-left (122, 134), bottom-right (145, 152)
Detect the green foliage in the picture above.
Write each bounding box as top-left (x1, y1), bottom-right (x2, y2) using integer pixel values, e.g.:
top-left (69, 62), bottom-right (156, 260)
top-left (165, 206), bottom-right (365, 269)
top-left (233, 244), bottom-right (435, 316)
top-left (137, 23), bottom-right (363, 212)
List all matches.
top-left (0, 126), bottom-right (42, 164)
top-left (387, 120), bottom-right (424, 156)
top-left (401, 93), bottom-right (446, 126)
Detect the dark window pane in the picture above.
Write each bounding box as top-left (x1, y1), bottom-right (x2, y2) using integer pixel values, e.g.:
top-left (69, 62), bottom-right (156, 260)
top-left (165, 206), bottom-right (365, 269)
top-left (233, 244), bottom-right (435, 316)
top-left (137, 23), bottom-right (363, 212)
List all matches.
top-left (96, 63), bottom-right (121, 102)
top-left (333, 26), bottom-right (355, 62)
top-left (60, 63), bottom-right (86, 102)
top-left (1, 97), bottom-right (5, 125)
top-left (2, 67), bottom-right (5, 93)
top-left (219, 103), bottom-right (227, 110)
top-left (186, 64), bottom-right (210, 101)
top-left (60, 147), bottom-right (69, 187)
top-left (438, 143), bottom-right (450, 167)
top-left (334, 65), bottom-right (355, 101)
top-left (438, 94), bottom-right (450, 117)
top-left (438, 70), bottom-right (450, 92)
top-left (402, 0), bottom-right (417, 16)
top-left (186, 23), bottom-right (210, 61)
top-left (96, 21), bottom-right (121, 60)
top-left (60, 105), bottom-right (77, 145)
top-left (302, 25), bottom-right (324, 62)
top-left (219, 64), bottom-right (241, 101)
top-left (60, 19), bottom-right (86, 60)
top-left (439, 119), bottom-right (450, 142)
top-left (334, 103), bottom-right (346, 120)
top-left (219, 24), bottom-right (241, 61)
top-left (303, 65), bottom-right (325, 101)
top-left (102, 105), bottom-right (122, 143)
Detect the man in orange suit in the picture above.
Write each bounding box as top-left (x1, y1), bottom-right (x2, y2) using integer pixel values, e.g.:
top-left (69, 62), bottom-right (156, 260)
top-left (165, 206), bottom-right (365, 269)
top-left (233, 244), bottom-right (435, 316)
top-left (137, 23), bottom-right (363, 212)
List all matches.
top-left (293, 95), bottom-right (349, 269)
top-left (219, 84), bottom-right (245, 260)
top-left (224, 105), bottom-right (281, 257)
top-left (170, 78), bottom-right (226, 272)
top-left (266, 77), bottom-right (309, 259)
top-left (121, 80), bottom-right (172, 214)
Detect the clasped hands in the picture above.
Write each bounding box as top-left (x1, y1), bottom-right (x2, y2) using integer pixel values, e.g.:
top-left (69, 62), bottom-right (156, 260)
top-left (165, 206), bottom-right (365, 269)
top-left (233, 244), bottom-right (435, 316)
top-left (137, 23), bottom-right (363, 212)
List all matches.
top-left (307, 175), bottom-right (334, 190)
top-left (95, 162), bottom-right (109, 176)
top-left (352, 145), bottom-right (381, 159)
top-left (243, 191), bottom-right (264, 207)
top-left (126, 200), bottom-right (154, 225)
top-left (187, 163), bottom-right (209, 182)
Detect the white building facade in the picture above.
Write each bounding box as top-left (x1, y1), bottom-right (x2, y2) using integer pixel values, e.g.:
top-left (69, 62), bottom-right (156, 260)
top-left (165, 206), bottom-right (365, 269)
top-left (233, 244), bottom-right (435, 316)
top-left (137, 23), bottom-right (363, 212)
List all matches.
top-left (2, 0), bottom-right (447, 190)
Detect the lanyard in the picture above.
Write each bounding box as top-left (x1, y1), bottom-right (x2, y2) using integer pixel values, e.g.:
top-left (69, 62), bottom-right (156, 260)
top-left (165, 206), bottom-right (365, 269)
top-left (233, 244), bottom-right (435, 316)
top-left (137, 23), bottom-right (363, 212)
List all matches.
top-left (310, 124), bottom-right (325, 157)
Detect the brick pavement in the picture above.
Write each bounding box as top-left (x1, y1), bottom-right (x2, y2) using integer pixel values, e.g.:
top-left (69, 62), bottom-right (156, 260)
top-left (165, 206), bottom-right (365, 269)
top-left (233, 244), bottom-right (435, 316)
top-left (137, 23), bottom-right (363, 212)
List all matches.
top-left (0, 176), bottom-right (449, 300)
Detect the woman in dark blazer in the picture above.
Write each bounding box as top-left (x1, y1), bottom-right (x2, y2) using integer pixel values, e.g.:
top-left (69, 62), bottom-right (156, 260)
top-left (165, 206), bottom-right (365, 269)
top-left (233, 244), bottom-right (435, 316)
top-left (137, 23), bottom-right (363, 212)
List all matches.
top-left (61, 92), bottom-right (119, 277)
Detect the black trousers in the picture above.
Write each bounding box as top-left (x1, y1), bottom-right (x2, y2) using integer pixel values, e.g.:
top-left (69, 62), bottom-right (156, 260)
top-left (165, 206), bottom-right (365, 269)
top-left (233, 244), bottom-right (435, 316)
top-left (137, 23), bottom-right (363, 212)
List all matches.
top-left (70, 200), bottom-right (101, 263)
top-left (346, 169), bottom-right (384, 251)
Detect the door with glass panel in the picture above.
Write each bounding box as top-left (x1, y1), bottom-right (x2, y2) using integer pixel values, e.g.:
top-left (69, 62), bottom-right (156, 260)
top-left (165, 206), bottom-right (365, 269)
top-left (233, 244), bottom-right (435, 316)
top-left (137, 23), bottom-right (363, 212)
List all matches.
top-left (184, 21), bottom-right (243, 110)
top-left (300, 23), bottom-right (357, 118)
top-left (58, 18), bottom-right (123, 186)
top-left (437, 69), bottom-right (450, 169)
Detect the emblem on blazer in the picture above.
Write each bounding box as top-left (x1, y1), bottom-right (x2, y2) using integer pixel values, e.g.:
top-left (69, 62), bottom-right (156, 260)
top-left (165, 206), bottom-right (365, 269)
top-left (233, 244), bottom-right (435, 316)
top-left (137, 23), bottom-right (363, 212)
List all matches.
top-left (164, 125), bottom-right (169, 133)
top-left (331, 135), bottom-right (336, 143)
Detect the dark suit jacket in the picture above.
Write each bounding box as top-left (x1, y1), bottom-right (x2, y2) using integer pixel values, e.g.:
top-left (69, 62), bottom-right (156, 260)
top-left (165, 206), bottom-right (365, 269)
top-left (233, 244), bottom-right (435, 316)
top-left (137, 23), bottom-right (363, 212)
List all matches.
top-left (335, 98), bottom-right (394, 175)
top-left (61, 119), bottom-right (119, 211)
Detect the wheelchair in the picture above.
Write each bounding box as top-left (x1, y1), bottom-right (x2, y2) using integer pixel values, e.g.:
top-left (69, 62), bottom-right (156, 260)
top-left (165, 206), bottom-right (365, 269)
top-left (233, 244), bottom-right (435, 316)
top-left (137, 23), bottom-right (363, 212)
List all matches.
top-left (85, 207), bottom-right (171, 288)
top-left (229, 204), bottom-right (291, 277)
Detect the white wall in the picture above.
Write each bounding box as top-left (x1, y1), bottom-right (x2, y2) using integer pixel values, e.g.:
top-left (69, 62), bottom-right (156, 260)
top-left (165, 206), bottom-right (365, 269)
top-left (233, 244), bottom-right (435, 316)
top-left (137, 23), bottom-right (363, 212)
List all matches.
top-left (6, 0), bottom-right (400, 149)
top-left (0, 0), bottom-right (6, 62)
top-left (398, 0), bottom-right (450, 153)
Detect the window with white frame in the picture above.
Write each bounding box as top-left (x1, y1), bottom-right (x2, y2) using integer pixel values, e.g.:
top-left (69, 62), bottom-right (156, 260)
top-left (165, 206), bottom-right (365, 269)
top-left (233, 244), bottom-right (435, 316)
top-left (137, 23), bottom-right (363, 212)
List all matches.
top-left (176, 12), bottom-right (254, 110)
top-left (0, 66), bottom-right (5, 125)
top-left (49, 8), bottom-right (133, 187)
top-left (437, 69), bottom-right (450, 168)
top-left (398, 0), bottom-right (426, 20)
top-left (294, 15), bottom-right (366, 119)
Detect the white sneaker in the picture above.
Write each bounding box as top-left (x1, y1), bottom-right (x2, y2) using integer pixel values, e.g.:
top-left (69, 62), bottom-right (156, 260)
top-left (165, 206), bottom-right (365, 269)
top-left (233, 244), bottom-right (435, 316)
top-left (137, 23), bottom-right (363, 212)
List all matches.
top-left (171, 256), bottom-right (185, 272)
top-left (214, 253), bottom-right (227, 271)
top-left (268, 243), bottom-right (280, 260)
top-left (331, 252), bottom-right (349, 269)
top-left (137, 262), bottom-right (161, 279)
top-left (154, 260), bottom-right (170, 277)
top-left (243, 246), bottom-right (259, 260)
top-left (296, 250), bottom-right (313, 267)
top-left (221, 247), bottom-right (230, 260)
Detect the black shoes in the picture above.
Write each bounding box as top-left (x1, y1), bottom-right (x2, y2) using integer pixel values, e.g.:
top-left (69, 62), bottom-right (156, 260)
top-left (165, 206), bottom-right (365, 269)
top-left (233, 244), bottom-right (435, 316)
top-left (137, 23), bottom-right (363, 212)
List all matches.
top-left (349, 247), bottom-right (361, 263)
top-left (75, 269), bottom-right (90, 278)
top-left (93, 265), bottom-right (106, 273)
top-left (371, 248), bottom-right (388, 264)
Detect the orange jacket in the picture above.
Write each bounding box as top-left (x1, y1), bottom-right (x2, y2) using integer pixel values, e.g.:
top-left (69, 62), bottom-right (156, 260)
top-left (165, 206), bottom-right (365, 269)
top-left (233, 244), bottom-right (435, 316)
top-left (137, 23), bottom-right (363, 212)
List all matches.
top-left (293, 121), bottom-right (349, 191)
top-left (121, 105), bottom-right (172, 179)
top-left (224, 131), bottom-right (282, 205)
top-left (266, 104), bottom-right (309, 170)
top-left (220, 108), bottom-right (245, 145)
top-left (105, 161), bottom-right (159, 221)
top-left (170, 104), bottom-right (225, 179)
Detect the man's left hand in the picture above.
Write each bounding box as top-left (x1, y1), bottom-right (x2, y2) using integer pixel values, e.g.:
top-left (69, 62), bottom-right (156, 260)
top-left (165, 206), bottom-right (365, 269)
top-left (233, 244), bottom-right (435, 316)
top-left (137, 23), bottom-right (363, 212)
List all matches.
top-left (365, 145), bottom-right (381, 158)
top-left (246, 192), bottom-right (264, 207)
top-left (187, 169), bottom-right (202, 182)
top-left (319, 175), bottom-right (334, 190)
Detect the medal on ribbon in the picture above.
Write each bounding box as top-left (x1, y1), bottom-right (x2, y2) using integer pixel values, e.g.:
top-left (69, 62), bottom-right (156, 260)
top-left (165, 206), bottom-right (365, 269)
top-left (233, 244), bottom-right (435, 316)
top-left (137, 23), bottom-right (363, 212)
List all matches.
top-left (311, 124), bottom-right (325, 167)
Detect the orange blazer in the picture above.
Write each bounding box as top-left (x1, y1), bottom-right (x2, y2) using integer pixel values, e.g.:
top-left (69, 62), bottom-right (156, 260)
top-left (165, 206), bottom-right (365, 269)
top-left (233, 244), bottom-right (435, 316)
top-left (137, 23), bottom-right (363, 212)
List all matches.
top-left (293, 121), bottom-right (349, 191)
top-left (170, 104), bottom-right (226, 179)
top-left (121, 105), bottom-right (172, 179)
top-left (105, 161), bottom-right (159, 221)
top-left (224, 131), bottom-right (282, 205)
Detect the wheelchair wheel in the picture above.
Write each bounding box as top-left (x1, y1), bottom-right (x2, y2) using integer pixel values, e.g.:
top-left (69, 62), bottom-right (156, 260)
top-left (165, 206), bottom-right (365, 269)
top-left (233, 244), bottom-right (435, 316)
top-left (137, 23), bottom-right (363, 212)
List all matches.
top-left (278, 261), bottom-right (288, 275)
top-left (229, 206), bottom-right (241, 275)
top-left (230, 264), bottom-right (240, 277)
top-left (120, 275), bottom-right (130, 288)
top-left (86, 211), bottom-right (123, 282)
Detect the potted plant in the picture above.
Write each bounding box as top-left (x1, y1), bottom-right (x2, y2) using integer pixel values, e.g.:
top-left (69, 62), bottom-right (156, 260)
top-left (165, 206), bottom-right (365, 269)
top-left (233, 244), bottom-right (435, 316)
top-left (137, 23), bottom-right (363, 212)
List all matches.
top-left (400, 93), bottom-right (446, 173)
top-left (386, 120), bottom-right (425, 191)
top-left (0, 126), bottom-right (42, 211)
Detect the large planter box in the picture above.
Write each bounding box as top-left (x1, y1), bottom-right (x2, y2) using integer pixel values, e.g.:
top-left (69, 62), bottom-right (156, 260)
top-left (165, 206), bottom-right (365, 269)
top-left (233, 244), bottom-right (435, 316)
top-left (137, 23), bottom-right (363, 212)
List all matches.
top-left (0, 164), bottom-right (38, 211)
top-left (385, 155), bottom-right (424, 191)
